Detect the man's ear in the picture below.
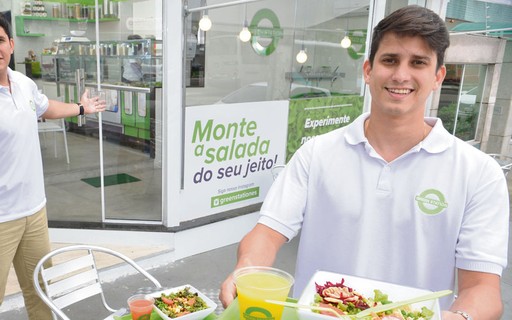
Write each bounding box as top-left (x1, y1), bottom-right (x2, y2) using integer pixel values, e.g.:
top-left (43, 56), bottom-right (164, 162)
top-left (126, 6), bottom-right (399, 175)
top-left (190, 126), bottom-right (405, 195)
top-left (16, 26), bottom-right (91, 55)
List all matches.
top-left (363, 59), bottom-right (371, 84)
top-left (433, 65), bottom-right (446, 91)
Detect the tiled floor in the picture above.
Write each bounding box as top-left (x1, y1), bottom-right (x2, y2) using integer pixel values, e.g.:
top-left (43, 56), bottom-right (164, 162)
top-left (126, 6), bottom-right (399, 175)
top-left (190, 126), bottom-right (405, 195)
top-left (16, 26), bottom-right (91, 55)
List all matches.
top-left (40, 131), bottom-right (162, 223)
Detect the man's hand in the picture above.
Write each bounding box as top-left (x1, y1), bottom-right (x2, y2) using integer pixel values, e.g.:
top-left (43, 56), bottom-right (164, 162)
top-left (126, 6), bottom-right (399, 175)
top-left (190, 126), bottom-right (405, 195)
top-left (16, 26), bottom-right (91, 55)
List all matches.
top-left (219, 273), bottom-right (237, 308)
top-left (218, 224), bottom-right (288, 309)
top-left (80, 89), bottom-right (107, 114)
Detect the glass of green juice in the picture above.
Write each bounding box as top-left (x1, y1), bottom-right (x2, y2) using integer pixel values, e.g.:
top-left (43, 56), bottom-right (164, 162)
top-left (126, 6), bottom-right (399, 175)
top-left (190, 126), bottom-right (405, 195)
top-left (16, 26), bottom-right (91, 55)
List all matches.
top-left (234, 266), bottom-right (294, 320)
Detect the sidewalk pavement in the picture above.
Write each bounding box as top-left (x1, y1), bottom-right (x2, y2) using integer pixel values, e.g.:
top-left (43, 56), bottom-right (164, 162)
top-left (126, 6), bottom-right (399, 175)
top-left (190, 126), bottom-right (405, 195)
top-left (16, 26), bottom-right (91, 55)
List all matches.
top-left (1, 225), bottom-right (510, 319)
top-left (0, 238), bottom-right (299, 319)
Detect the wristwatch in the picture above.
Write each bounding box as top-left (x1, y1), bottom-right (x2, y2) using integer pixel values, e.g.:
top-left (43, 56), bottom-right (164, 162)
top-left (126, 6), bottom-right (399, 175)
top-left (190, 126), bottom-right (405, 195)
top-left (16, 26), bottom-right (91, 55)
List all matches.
top-left (453, 310), bottom-right (472, 320)
top-left (77, 103), bottom-right (84, 116)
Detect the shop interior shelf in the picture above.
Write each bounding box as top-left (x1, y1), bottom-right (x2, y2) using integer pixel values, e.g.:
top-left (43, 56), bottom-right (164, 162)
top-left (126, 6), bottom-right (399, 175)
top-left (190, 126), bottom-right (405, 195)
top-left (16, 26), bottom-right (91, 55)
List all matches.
top-left (15, 15), bottom-right (120, 37)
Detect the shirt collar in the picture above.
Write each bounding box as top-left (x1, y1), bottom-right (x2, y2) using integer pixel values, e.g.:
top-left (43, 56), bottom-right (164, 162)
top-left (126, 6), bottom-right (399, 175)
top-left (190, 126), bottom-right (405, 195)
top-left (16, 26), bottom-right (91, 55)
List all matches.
top-left (345, 112), bottom-right (453, 154)
top-left (1, 67), bottom-right (18, 88)
top-left (0, 68), bottom-right (12, 89)
top-left (345, 112), bottom-right (370, 145)
top-left (7, 67), bottom-right (17, 84)
top-left (423, 117), bottom-right (454, 154)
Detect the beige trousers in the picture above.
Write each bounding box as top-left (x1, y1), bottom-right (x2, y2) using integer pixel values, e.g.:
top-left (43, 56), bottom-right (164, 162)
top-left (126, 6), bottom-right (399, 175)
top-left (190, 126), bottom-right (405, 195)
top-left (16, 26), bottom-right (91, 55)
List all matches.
top-left (0, 206), bottom-right (53, 320)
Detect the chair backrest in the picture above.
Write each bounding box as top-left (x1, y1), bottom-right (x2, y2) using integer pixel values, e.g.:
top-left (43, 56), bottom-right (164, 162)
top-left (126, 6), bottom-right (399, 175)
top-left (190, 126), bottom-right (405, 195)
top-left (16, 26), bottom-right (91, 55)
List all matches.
top-left (37, 118), bottom-right (66, 133)
top-left (38, 118), bottom-right (70, 164)
top-left (33, 245), bottom-right (162, 320)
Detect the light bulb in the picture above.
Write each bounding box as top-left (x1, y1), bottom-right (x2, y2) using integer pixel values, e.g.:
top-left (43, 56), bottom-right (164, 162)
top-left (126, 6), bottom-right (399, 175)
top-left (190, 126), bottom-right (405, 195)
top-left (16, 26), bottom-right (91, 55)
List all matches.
top-left (340, 35), bottom-right (351, 48)
top-left (296, 49), bottom-right (308, 64)
top-left (239, 26), bottom-right (251, 42)
top-left (199, 15), bottom-right (212, 31)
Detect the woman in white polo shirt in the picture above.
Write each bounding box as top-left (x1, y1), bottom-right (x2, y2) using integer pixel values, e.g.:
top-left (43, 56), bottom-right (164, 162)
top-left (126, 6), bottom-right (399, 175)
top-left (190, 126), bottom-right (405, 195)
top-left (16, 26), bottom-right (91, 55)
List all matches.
top-left (0, 14), bottom-right (106, 320)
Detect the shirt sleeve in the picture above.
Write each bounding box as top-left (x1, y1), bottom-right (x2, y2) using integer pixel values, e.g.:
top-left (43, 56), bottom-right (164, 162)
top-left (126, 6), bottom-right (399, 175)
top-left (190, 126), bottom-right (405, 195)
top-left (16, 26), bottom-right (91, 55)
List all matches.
top-left (258, 138), bottom-right (314, 241)
top-left (455, 156), bottom-right (510, 275)
top-left (34, 86), bottom-right (50, 118)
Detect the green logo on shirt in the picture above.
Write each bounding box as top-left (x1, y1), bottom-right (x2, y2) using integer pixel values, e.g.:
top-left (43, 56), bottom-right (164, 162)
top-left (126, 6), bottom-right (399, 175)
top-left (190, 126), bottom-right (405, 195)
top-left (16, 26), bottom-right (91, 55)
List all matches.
top-left (415, 189), bottom-right (448, 215)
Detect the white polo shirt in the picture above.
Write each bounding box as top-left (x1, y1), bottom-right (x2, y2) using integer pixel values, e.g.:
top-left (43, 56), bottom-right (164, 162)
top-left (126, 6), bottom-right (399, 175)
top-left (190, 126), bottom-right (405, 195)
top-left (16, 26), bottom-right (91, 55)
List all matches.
top-left (0, 68), bottom-right (49, 222)
top-left (259, 112), bottom-right (509, 309)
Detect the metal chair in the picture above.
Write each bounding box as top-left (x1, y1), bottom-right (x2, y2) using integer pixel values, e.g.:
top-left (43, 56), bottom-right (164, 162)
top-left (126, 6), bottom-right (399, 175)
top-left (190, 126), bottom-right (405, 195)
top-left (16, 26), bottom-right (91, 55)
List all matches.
top-left (488, 153), bottom-right (512, 176)
top-left (33, 245), bottom-right (162, 320)
top-left (38, 118), bottom-right (70, 164)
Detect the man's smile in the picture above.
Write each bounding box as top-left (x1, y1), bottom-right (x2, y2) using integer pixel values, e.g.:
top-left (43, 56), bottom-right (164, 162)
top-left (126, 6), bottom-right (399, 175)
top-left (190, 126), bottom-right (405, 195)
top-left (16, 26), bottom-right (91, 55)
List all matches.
top-left (386, 87), bottom-right (414, 95)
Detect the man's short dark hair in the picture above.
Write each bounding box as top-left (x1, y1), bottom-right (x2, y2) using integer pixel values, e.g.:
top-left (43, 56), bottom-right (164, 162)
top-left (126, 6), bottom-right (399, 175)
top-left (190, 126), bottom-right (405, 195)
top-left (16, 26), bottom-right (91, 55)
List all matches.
top-left (0, 13), bottom-right (12, 39)
top-left (369, 5), bottom-right (450, 70)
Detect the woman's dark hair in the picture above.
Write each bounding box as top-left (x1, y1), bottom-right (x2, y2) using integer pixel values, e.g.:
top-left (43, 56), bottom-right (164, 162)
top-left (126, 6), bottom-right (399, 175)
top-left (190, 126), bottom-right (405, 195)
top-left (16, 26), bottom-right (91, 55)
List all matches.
top-left (0, 13), bottom-right (12, 39)
top-left (369, 5), bottom-right (450, 70)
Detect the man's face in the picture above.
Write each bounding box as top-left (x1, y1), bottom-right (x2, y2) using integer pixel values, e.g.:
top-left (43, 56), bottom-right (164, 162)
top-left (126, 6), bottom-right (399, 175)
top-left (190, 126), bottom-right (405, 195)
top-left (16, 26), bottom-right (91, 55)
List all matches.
top-left (0, 26), bottom-right (14, 75)
top-left (363, 32), bottom-right (446, 117)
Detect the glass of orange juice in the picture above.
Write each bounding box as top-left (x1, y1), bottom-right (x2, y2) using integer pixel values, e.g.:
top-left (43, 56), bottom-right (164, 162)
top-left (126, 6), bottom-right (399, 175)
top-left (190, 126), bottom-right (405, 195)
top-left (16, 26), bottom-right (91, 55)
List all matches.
top-left (127, 294), bottom-right (154, 320)
top-left (234, 266), bottom-right (294, 320)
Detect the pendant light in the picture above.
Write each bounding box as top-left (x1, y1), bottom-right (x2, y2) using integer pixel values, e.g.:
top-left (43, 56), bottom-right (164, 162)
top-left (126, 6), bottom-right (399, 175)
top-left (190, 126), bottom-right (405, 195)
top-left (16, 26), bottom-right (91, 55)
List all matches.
top-left (340, 34), bottom-right (351, 48)
top-left (185, 0), bottom-right (265, 34)
top-left (296, 14), bottom-right (307, 64)
top-left (239, 4), bottom-right (251, 42)
top-left (199, 10), bottom-right (212, 31)
top-left (296, 46), bottom-right (307, 64)
top-left (340, 18), bottom-right (351, 48)
top-left (239, 24), bottom-right (251, 42)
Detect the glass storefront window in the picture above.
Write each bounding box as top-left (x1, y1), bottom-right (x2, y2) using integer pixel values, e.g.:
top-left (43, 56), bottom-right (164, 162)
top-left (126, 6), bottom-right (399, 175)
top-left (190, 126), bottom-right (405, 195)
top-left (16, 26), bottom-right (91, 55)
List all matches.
top-left (184, 0), bottom-right (371, 107)
top-left (438, 64), bottom-right (486, 141)
top-left (12, 0), bottom-right (164, 225)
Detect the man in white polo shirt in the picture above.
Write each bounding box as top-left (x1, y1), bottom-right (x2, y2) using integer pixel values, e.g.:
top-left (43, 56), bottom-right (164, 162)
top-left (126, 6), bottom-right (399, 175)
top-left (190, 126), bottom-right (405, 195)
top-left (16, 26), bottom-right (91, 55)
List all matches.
top-left (220, 6), bottom-right (509, 320)
top-left (0, 14), bottom-right (106, 320)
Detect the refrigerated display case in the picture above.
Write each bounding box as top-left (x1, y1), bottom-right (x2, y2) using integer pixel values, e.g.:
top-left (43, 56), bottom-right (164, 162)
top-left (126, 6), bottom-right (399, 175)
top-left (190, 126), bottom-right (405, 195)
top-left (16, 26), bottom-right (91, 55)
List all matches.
top-left (41, 38), bottom-right (162, 156)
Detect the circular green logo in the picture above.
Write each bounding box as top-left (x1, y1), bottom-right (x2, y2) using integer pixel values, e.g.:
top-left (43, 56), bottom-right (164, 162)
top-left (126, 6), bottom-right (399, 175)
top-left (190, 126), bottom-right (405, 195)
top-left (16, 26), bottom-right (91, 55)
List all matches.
top-left (415, 189), bottom-right (448, 215)
top-left (243, 306), bottom-right (274, 320)
top-left (249, 9), bottom-right (283, 56)
top-left (346, 30), bottom-right (366, 60)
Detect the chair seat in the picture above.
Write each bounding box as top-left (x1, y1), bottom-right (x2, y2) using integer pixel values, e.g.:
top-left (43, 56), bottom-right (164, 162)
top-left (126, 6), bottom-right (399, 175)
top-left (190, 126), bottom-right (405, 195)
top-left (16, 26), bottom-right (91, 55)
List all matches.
top-left (38, 121), bottom-right (65, 132)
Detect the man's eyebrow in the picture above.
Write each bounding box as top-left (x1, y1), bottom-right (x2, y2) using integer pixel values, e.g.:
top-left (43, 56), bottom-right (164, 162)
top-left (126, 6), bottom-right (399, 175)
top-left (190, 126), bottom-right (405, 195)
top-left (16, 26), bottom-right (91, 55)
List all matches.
top-left (411, 54), bottom-right (432, 61)
top-left (379, 53), bottom-right (432, 61)
top-left (379, 53), bottom-right (399, 58)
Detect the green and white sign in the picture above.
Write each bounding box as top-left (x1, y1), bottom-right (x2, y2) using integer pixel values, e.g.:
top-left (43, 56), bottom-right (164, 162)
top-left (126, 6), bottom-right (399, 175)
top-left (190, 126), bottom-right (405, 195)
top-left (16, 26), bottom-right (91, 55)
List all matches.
top-left (286, 96), bottom-right (363, 162)
top-left (183, 101), bottom-right (289, 219)
top-left (249, 8), bottom-right (283, 56)
top-left (346, 30), bottom-right (367, 60)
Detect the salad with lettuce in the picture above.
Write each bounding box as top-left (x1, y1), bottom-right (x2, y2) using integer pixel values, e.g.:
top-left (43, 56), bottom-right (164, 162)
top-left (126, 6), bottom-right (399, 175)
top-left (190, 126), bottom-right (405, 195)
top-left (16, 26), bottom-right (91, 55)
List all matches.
top-left (154, 286), bottom-right (209, 318)
top-left (313, 279), bottom-right (435, 320)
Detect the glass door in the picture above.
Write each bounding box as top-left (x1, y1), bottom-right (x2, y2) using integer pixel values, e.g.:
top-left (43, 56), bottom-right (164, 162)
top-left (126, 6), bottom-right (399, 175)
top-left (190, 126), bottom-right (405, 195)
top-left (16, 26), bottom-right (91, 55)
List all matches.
top-left (32, 1), bottom-right (105, 224)
top-left (98, 0), bottom-right (163, 224)
top-left (32, 1), bottom-right (163, 225)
